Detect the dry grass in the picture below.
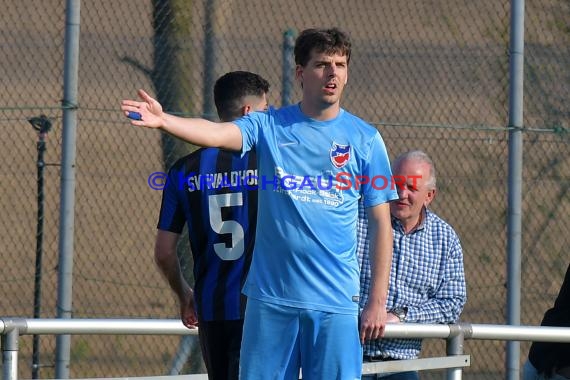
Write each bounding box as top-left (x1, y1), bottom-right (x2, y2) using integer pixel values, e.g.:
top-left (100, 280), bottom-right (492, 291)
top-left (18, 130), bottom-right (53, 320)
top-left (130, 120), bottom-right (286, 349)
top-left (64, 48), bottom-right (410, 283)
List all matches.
top-left (1, 0), bottom-right (569, 379)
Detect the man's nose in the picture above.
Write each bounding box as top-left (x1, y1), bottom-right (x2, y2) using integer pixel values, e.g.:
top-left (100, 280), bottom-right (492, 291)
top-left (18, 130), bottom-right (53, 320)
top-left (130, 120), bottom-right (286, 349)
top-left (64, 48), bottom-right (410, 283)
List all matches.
top-left (327, 64), bottom-right (339, 75)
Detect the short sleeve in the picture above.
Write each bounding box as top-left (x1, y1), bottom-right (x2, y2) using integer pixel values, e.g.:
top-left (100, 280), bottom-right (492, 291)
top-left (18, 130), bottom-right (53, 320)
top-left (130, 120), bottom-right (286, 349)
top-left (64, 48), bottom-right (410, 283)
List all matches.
top-left (361, 132), bottom-right (399, 207)
top-left (233, 110), bottom-right (270, 156)
top-left (156, 167), bottom-right (185, 233)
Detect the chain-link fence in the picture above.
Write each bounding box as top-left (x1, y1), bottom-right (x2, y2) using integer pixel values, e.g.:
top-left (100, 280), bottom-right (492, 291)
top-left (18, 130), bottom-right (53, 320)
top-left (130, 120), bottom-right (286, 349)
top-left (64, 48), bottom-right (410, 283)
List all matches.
top-left (1, 0), bottom-right (569, 379)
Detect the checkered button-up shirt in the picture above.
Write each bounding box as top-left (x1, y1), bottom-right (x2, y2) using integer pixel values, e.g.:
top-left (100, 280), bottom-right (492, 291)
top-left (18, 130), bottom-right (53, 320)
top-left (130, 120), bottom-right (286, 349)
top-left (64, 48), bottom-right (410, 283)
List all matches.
top-left (358, 202), bottom-right (467, 359)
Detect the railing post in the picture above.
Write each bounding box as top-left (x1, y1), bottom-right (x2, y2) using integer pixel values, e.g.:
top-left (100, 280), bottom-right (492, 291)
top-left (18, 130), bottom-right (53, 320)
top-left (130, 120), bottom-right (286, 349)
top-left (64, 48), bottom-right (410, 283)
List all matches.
top-left (446, 324), bottom-right (465, 380)
top-left (2, 327), bottom-right (20, 380)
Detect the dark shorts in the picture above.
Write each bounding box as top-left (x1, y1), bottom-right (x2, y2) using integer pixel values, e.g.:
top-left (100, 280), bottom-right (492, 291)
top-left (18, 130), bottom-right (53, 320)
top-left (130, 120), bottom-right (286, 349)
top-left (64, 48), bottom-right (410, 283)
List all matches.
top-left (198, 319), bottom-right (244, 380)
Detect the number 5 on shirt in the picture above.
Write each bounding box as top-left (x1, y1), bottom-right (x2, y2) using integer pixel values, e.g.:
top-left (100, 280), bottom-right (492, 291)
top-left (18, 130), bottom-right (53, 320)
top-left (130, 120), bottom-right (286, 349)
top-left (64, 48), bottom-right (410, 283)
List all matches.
top-left (208, 193), bottom-right (245, 260)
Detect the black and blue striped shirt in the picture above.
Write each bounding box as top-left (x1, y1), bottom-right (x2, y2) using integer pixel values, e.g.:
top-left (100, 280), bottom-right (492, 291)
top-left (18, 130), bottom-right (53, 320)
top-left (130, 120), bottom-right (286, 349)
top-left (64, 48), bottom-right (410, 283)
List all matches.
top-left (157, 147), bottom-right (257, 321)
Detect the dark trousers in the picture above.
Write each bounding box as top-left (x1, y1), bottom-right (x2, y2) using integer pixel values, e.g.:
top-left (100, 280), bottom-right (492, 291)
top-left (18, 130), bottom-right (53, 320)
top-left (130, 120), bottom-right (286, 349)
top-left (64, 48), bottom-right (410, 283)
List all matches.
top-left (198, 319), bottom-right (244, 380)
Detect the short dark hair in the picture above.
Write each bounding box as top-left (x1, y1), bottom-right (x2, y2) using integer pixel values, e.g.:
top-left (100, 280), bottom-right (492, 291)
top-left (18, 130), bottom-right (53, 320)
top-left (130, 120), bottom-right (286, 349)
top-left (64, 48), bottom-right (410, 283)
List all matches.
top-left (213, 71), bottom-right (270, 121)
top-left (294, 28), bottom-right (352, 67)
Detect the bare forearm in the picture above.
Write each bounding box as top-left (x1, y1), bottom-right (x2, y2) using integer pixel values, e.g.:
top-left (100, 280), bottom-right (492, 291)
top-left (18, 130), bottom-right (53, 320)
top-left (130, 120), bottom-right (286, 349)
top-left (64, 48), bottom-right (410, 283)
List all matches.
top-left (121, 89), bottom-right (243, 150)
top-left (154, 230), bottom-right (191, 300)
top-left (359, 203), bottom-right (393, 342)
top-left (367, 225), bottom-right (392, 307)
top-left (154, 230), bottom-right (197, 328)
top-left (161, 114), bottom-right (242, 151)
top-left (366, 204), bottom-right (393, 308)
top-left (155, 253), bottom-right (191, 299)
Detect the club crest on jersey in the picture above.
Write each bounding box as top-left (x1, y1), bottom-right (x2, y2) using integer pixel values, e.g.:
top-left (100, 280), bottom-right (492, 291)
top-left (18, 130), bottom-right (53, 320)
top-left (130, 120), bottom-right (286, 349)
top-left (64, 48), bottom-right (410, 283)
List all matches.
top-left (330, 142), bottom-right (351, 168)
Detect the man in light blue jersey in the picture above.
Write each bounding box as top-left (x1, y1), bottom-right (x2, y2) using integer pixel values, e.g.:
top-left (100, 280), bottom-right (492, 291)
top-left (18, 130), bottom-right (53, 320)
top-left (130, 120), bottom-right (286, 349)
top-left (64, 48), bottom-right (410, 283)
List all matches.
top-left (122, 28), bottom-right (398, 380)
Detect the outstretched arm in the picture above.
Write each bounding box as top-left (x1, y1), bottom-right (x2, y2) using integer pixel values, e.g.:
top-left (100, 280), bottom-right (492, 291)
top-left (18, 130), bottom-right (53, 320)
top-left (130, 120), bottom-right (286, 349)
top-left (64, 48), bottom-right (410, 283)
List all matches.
top-left (121, 89), bottom-right (243, 151)
top-left (359, 202), bottom-right (393, 343)
top-left (154, 229), bottom-right (198, 329)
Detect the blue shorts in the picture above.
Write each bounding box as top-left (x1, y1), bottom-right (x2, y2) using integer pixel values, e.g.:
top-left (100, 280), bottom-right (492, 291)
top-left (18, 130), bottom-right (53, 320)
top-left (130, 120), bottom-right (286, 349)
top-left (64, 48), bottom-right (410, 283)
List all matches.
top-left (240, 298), bottom-right (362, 380)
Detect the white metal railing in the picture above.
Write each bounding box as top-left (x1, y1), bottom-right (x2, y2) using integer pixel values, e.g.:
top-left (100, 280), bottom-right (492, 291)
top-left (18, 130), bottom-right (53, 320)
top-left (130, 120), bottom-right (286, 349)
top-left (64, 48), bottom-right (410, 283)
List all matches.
top-left (2, 318), bottom-right (570, 380)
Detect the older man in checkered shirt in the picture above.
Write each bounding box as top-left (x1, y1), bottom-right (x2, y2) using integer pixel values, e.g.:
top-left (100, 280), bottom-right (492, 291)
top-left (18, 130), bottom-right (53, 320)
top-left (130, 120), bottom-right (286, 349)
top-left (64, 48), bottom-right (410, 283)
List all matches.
top-left (358, 150), bottom-right (467, 380)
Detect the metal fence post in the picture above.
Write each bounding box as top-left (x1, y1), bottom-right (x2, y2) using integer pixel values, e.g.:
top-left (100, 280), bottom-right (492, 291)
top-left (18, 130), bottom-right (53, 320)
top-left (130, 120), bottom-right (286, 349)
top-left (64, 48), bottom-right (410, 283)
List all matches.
top-left (56, 0), bottom-right (81, 377)
top-left (281, 28), bottom-right (296, 107)
top-left (2, 327), bottom-right (20, 380)
top-left (506, 0), bottom-right (526, 379)
top-left (446, 324), bottom-right (466, 380)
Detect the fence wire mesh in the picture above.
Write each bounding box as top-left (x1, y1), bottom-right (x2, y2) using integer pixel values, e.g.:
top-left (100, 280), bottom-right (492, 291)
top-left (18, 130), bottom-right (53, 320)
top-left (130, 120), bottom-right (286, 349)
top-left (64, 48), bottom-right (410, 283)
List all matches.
top-left (1, 0), bottom-right (569, 379)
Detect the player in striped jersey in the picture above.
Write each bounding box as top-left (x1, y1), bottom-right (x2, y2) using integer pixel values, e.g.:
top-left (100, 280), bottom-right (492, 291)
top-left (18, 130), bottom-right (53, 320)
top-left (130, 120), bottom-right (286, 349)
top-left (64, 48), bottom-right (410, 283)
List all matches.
top-left (154, 71), bottom-right (269, 380)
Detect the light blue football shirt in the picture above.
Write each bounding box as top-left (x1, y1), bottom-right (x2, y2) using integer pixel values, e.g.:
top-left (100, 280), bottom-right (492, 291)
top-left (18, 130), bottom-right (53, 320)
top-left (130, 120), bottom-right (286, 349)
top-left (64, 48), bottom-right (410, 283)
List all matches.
top-left (234, 104), bottom-right (398, 314)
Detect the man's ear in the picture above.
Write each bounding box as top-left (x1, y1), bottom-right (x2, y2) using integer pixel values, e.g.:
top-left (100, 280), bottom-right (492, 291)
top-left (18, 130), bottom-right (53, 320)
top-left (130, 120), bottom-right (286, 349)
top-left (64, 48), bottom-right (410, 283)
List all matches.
top-left (295, 65), bottom-right (304, 86)
top-left (295, 65), bottom-right (303, 78)
top-left (425, 188), bottom-right (436, 207)
top-left (241, 105), bottom-right (251, 116)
